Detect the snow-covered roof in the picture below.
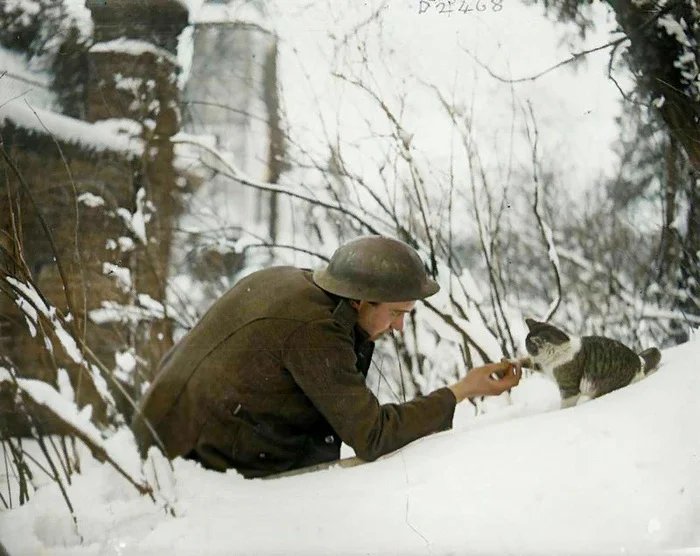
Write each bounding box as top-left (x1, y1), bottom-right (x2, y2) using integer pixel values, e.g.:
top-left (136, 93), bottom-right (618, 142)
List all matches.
top-left (0, 103), bottom-right (144, 158)
top-left (90, 38), bottom-right (179, 67)
top-left (0, 44), bottom-right (145, 158)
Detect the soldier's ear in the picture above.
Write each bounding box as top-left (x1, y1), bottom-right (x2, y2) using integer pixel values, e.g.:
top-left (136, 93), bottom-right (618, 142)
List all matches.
top-left (525, 318), bottom-right (539, 330)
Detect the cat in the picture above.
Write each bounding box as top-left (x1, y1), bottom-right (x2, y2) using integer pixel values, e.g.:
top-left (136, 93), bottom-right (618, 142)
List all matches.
top-left (520, 318), bottom-right (662, 408)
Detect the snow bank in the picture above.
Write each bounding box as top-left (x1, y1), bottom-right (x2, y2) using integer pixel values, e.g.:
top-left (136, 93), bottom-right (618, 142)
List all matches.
top-left (1, 338), bottom-right (698, 555)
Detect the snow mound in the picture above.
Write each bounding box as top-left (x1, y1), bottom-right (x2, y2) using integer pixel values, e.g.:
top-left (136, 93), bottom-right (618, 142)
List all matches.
top-left (1, 339), bottom-right (698, 555)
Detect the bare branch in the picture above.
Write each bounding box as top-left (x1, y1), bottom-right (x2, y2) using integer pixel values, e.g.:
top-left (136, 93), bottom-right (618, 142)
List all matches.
top-left (524, 102), bottom-right (562, 322)
top-left (461, 35), bottom-right (628, 84)
top-left (0, 136), bottom-right (80, 334)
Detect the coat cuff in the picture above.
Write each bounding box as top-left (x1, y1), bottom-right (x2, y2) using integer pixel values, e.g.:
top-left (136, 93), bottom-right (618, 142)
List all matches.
top-left (430, 386), bottom-right (457, 432)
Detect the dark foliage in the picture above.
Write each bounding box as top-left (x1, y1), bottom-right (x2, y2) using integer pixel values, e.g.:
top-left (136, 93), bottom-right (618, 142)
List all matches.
top-left (0, 0), bottom-right (92, 117)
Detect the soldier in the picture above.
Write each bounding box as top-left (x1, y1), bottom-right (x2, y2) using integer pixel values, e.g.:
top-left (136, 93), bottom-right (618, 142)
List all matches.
top-left (131, 236), bottom-right (521, 478)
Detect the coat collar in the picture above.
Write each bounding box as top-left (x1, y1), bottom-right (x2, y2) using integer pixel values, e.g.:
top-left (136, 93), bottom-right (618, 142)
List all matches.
top-left (328, 295), bottom-right (372, 345)
top-left (314, 273), bottom-right (372, 346)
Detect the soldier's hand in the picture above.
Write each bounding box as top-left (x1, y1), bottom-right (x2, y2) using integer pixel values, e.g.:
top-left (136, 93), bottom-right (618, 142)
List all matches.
top-left (448, 360), bottom-right (522, 402)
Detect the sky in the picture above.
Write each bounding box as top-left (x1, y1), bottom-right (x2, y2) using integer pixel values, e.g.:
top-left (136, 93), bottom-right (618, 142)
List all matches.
top-left (265, 0), bottom-right (627, 197)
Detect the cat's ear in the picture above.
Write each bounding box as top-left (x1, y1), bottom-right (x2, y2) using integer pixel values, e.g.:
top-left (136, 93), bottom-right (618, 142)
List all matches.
top-left (525, 318), bottom-right (540, 331)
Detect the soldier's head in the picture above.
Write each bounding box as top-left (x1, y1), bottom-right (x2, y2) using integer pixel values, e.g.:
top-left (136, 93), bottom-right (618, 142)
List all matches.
top-left (313, 236), bottom-right (439, 340)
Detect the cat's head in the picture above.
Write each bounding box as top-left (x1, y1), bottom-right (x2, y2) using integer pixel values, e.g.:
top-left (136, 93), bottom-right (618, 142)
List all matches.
top-left (524, 318), bottom-right (571, 358)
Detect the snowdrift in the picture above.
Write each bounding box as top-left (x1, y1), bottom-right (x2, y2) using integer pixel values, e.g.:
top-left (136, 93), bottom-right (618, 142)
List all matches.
top-left (1, 338), bottom-right (699, 556)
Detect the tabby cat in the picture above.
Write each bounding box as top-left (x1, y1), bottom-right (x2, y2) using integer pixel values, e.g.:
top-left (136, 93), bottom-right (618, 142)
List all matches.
top-left (521, 318), bottom-right (662, 407)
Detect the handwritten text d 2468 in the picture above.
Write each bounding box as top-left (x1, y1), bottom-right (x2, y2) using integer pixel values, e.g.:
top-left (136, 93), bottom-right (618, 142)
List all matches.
top-left (418, 0), bottom-right (504, 14)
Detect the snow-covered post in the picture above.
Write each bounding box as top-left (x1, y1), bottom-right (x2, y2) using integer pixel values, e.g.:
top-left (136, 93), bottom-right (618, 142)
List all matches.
top-left (85, 0), bottom-right (190, 383)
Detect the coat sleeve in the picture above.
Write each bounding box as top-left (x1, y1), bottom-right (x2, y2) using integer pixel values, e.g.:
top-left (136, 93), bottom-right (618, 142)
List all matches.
top-left (282, 318), bottom-right (456, 462)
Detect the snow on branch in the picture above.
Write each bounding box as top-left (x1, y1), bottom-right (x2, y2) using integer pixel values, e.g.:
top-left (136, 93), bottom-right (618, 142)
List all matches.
top-left (89, 293), bottom-right (190, 330)
top-left (115, 188), bottom-right (151, 245)
top-left (3, 276), bottom-right (117, 415)
top-left (0, 367), bottom-right (154, 501)
top-left (656, 13), bottom-right (700, 101)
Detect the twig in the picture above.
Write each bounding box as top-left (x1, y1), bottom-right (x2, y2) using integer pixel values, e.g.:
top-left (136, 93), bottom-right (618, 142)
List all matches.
top-left (26, 102), bottom-right (89, 345)
top-left (0, 137), bottom-right (80, 334)
top-left (524, 103), bottom-right (562, 322)
top-left (0, 274), bottom-right (174, 479)
top-left (331, 73), bottom-right (440, 274)
top-left (4, 438), bottom-right (32, 505)
top-left (48, 435), bottom-right (72, 485)
top-left (422, 300), bottom-right (492, 364)
top-left (1, 441), bottom-right (12, 509)
top-left (461, 34), bottom-right (629, 84)
top-left (171, 136), bottom-right (391, 235)
top-left (7, 442), bottom-right (57, 482)
top-left (0, 69), bottom-right (50, 89)
top-left (34, 431), bottom-right (81, 540)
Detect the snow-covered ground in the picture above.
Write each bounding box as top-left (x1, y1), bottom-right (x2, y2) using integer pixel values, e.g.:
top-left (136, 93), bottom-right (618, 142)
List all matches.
top-left (2, 334), bottom-right (698, 556)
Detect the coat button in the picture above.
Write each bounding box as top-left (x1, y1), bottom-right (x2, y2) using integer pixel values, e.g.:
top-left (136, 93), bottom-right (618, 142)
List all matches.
top-left (324, 435), bottom-right (335, 444)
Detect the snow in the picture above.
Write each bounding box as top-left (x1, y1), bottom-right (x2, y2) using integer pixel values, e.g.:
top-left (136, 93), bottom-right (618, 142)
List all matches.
top-left (191, 1), bottom-right (267, 26)
top-left (106, 237), bottom-right (137, 252)
top-left (115, 188), bottom-right (150, 245)
top-left (88, 294), bottom-right (192, 330)
top-left (90, 38), bottom-right (178, 67)
top-left (114, 350), bottom-right (137, 383)
top-left (62, 0), bottom-right (94, 39)
top-left (0, 370), bottom-right (104, 449)
top-left (4, 0), bottom-right (41, 18)
top-left (6, 277), bottom-right (118, 414)
top-left (57, 368), bottom-right (75, 404)
top-left (77, 193), bottom-right (105, 208)
top-left (2, 337), bottom-right (698, 555)
top-left (14, 291), bottom-right (39, 338)
top-left (0, 46), bottom-right (55, 110)
top-left (0, 103), bottom-right (144, 157)
top-left (117, 237), bottom-right (136, 252)
top-left (102, 262), bottom-right (133, 293)
top-left (658, 15), bottom-right (692, 48)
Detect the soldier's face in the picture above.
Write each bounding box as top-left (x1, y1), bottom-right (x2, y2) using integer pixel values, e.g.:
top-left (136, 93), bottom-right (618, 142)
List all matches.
top-left (353, 300), bottom-right (416, 341)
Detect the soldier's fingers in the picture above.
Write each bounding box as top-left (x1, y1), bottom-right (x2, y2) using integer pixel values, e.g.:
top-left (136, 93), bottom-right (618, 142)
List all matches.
top-left (510, 360), bottom-right (523, 378)
top-left (496, 364), bottom-right (522, 389)
top-left (489, 378), bottom-right (513, 395)
top-left (491, 360), bottom-right (521, 379)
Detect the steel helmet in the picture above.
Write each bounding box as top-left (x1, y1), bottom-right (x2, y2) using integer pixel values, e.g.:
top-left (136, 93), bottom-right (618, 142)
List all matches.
top-left (313, 236), bottom-right (440, 302)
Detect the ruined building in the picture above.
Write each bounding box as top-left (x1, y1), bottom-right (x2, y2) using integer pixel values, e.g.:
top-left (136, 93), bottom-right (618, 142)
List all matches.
top-left (0, 0), bottom-right (199, 431)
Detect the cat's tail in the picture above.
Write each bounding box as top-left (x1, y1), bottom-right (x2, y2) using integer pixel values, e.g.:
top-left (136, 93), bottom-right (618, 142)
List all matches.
top-left (639, 347), bottom-right (662, 374)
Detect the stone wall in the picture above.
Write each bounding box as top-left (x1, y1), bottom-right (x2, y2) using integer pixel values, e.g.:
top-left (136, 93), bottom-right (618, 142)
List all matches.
top-left (0, 0), bottom-right (193, 433)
